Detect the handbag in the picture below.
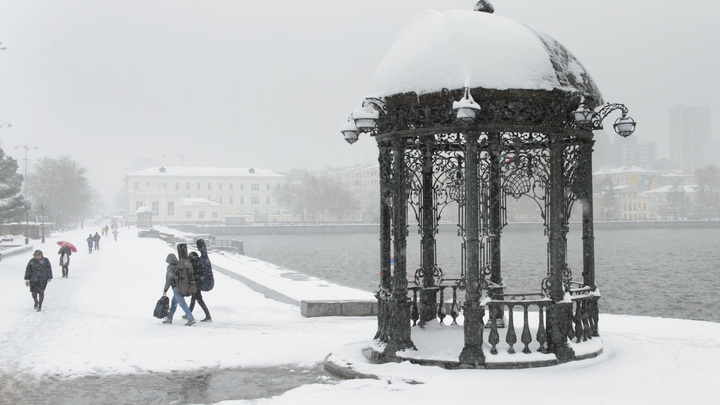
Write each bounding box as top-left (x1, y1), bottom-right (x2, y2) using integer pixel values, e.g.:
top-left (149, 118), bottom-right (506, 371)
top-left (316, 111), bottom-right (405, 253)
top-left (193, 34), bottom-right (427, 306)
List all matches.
top-left (153, 296), bottom-right (170, 319)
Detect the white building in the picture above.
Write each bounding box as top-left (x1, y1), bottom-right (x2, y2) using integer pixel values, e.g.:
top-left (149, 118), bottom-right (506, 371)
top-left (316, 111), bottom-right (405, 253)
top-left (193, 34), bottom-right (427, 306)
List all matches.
top-left (125, 167), bottom-right (285, 225)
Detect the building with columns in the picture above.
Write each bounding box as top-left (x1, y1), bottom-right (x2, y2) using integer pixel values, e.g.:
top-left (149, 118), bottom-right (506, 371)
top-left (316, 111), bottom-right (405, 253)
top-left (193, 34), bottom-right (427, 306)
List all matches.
top-left (125, 167), bottom-right (285, 225)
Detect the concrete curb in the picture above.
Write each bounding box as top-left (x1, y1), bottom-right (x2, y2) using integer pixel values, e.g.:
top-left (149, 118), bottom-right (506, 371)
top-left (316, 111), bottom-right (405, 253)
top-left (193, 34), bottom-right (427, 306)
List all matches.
top-left (301, 300), bottom-right (378, 317)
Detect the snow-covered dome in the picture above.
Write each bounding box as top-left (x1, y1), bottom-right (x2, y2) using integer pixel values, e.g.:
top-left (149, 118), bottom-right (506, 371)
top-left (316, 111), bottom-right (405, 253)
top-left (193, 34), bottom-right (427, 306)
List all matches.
top-left (373, 8), bottom-right (603, 103)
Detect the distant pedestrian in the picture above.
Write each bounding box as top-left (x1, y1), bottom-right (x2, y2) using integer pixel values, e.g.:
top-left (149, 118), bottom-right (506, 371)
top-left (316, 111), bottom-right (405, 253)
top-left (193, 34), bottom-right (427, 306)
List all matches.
top-left (93, 232), bottom-right (101, 251)
top-left (58, 244), bottom-right (72, 278)
top-left (183, 251), bottom-right (211, 322)
top-left (86, 234), bottom-right (94, 254)
top-left (112, 227), bottom-right (118, 242)
top-left (24, 250), bottom-right (53, 311)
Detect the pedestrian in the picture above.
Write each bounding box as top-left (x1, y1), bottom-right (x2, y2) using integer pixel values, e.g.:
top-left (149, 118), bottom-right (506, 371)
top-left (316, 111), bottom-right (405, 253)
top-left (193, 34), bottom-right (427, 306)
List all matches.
top-left (58, 244), bottom-right (72, 278)
top-left (162, 248), bottom-right (196, 326)
top-left (183, 251), bottom-right (211, 322)
top-left (112, 227), bottom-right (118, 242)
top-left (86, 233), bottom-right (94, 254)
top-left (93, 232), bottom-right (101, 251)
top-left (24, 250), bottom-right (53, 312)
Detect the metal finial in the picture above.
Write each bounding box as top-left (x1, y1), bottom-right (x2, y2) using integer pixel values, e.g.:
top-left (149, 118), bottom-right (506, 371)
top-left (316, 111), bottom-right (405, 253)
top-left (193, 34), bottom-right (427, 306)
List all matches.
top-left (474, 0), bottom-right (495, 13)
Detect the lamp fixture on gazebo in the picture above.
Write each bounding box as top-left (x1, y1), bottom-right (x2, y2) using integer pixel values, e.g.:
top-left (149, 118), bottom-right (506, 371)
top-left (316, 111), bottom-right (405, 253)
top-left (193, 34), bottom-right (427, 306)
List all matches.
top-left (453, 87), bottom-right (481, 120)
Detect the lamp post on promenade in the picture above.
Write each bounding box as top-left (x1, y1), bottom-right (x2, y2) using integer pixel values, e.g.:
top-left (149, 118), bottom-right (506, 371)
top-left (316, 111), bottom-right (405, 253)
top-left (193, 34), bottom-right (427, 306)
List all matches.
top-left (16, 144), bottom-right (37, 245)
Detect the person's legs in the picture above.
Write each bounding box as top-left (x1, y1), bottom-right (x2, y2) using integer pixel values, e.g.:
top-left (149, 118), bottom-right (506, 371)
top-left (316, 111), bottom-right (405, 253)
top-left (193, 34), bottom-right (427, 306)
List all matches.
top-left (196, 291), bottom-right (211, 321)
top-left (165, 294), bottom-right (178, 323)
top-left (32, 291), bottom-right (38, 309)
top-left (171, 286), bottom-right (195, 324)
top-left (37, 291), bottom-right (44, 311)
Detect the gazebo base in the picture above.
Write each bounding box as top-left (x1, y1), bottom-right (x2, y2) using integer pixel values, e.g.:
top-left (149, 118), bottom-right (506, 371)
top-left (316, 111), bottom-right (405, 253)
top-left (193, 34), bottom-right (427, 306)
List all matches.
top-left (363, 322), bottom-right (602, 370)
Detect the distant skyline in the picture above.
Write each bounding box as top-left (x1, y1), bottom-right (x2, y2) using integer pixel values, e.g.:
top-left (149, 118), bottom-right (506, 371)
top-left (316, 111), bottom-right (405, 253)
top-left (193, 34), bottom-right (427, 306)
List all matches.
top-left (1, 0), bottom-right (719, 205)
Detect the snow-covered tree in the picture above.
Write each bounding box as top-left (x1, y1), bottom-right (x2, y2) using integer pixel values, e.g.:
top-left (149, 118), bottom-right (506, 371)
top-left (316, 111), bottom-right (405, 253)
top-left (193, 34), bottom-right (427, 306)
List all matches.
top-left (0, 147), bottom-right (26, 223)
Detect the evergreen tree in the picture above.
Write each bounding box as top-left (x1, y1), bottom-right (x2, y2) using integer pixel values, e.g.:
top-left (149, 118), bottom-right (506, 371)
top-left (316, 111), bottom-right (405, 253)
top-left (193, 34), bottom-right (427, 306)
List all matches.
top-left (0, 148), bottom-right (26, 223)
top-left (601, 178), bottom-right (620, 221)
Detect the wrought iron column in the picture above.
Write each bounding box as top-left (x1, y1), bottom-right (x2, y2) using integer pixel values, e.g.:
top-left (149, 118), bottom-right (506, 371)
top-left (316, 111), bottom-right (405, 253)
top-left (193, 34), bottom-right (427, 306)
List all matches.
top-left (487, 132), bottom-right (504, 323)
top-left (385, 139), bottom-right (415, 356)
top-left (580, 142), bottom-right (596, 288)
top-left (546, 135), bottom-right (575, 361)
top-left (419, 139), bottom-right (438, 326)
top-left (376, 141), bottom-right (393, 341)
top-left (459, 131), bottom-right (485, 366)
top-left (580, 141), bottom-right (600, 337)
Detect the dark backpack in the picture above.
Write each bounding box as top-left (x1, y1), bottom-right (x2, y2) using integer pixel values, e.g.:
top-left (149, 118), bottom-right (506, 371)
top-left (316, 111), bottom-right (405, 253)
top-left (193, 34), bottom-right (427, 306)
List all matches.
top-left (176, 258), bottom-right (197, 297)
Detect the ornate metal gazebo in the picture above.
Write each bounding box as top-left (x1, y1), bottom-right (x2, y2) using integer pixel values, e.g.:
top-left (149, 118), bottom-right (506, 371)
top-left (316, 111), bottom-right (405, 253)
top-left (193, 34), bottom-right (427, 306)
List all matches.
top-left (341, 2), bottom-right (635, 368)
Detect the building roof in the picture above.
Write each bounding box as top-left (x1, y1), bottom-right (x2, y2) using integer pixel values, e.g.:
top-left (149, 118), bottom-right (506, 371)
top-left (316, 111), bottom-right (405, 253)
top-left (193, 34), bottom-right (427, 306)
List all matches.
top-left (126, 166), bottom-right (284, 178)
top-left (373, 8), bottom-right (602, 100)
top-left (593, 166), bottom-right (655, 176)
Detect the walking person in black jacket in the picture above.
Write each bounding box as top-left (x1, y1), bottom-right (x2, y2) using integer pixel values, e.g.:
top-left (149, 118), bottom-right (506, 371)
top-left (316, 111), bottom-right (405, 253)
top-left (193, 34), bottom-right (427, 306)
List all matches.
top-left (184, 251), bottom-right (211, 322)
top-left (24, 250), bottom-right (53, 311)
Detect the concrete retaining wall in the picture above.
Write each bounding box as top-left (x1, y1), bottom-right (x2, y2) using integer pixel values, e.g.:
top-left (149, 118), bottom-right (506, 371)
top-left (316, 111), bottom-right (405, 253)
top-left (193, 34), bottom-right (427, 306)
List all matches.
top-left (301, 300), bottom-right (378, 317)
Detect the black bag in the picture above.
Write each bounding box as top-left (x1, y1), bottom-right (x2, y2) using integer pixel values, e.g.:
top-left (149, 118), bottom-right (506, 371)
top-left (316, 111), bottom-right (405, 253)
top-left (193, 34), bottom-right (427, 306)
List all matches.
top-left (153, 296), bottom-right (169, 319)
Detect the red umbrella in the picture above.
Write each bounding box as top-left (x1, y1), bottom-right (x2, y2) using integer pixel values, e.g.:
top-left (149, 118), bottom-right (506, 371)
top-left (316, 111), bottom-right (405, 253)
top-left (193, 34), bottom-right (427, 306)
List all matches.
top-left (57, 241), bottom-right (77, 252)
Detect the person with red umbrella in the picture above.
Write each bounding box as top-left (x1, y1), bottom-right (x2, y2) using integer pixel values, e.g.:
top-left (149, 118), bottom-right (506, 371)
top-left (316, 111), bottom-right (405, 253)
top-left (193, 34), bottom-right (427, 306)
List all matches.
top-left (57, 242), bottom-right (74, 278)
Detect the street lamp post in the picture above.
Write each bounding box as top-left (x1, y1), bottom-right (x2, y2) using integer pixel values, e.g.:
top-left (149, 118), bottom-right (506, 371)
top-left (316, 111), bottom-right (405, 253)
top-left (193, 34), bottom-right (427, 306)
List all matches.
top-left (41, 203), bottom-right (45, 243)
top-left (16, 144), bottom-right (37, 245)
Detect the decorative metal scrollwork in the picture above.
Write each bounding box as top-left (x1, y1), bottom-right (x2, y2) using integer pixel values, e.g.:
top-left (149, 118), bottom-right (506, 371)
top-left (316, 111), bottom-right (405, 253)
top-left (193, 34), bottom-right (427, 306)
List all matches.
top-left (413, 266), bottom-right (444, 287)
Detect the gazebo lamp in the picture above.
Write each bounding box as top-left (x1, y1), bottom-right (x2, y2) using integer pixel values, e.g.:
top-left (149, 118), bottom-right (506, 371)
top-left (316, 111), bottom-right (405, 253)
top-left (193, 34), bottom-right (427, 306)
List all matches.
top-left (340, 118), bottom-right (360, 145)
top-left (574, 97), bottom-right (636, 138)
top-left (453, 87), bottom-right (481, 120)
top-left (613, 115), bottom-right (637, 138)
top-left (573, 97), bottom-right (593, 124)
top-left (352, 104), bottom-right (380, 132)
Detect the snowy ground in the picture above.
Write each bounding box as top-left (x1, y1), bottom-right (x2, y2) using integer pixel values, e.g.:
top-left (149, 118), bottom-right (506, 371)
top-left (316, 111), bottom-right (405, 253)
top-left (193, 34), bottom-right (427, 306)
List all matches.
top-left (1, 226), bottom-right (719, 404)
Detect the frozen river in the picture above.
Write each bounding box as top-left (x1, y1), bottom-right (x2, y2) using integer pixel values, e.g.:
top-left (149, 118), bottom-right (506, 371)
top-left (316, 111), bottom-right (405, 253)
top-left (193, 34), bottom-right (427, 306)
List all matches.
top-left (234, 223), bottom-right (720, 323)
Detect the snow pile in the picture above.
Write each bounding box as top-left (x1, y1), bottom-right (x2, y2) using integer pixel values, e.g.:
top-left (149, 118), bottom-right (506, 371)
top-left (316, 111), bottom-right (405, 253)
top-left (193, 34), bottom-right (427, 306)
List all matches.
top-left (373, 9), bottom-right (600, 98)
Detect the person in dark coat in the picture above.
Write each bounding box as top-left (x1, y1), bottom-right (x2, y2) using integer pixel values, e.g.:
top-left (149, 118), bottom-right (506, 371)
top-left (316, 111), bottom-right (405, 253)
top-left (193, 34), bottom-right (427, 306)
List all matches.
top-left (58, 244), bottom-right (72, 278)
top-left (93, 232), bottom-right (101, 251)
top-left (162, 250), bottom-right (195, 326)
top-left (184, 251), bottom-right (211, 322)
top-left (86, 234), bottom-right (94, 254)
top-left (24, 250), bottom-right (53, 311)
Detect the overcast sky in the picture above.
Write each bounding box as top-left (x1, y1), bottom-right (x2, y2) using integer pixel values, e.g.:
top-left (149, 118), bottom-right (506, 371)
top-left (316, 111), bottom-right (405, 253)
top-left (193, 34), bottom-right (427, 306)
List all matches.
top-left (1, 0), bottom-right (718, 204)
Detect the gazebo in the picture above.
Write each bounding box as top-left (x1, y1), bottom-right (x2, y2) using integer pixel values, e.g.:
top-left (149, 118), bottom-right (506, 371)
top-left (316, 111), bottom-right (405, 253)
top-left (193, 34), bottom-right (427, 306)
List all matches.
top-left (340, 2), bottom-right (635, 368)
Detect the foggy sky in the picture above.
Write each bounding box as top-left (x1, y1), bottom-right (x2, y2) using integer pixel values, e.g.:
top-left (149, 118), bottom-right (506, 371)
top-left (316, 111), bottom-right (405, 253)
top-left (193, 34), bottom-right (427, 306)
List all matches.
top-left (1, 0), bottom-right (718, 206)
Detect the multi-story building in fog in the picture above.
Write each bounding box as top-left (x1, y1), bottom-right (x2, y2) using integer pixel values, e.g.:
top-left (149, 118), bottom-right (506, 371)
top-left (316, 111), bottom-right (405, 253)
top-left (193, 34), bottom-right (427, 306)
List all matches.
top-left (669, 105), bottom-right (711, 172)
top-left (622, 139), bottom-right (657, 168)
top-left (125, 166), bottom-right (285, 225)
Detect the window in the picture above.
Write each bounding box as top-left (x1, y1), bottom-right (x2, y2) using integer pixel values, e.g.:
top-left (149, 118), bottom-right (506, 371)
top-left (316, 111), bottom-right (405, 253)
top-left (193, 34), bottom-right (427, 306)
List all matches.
top-left (219, 183), bottom-right (223, 191)
top-left (212, 211), bottom-right (218, 219)
top-left (152, 202), bottom-right (159, 216)
top-left (186, 183), bottom-right (190, 190)
top-left (266, 197), bottom-right (270, 204)
top-left (218, 197), bottom-right (222, 204)
top-left (251, 183), bottom-right (259, 191)
top-left (175, 183), bottom-right (180, 191)
top-left (251, 197), bottom-right (259, 205)
top-left (197, 183), bottom-right (201, 190)
top-left (240, 196), bottom-right (244, 204)
top-left (229, 183), bottom-right (234, 191)
top-left (167, 202), bottom-right (174, 216)
top-left (208, 183), bottom-right (212, 190)
top-left (229, 197), bottom-right (234, 205)
top-left (134, 183), bottom-right (138, 190)
top-left (199, 211), bottom-right (205, 219)
top-left (186, 211), bottom-right (192, 218)
top-left (158, 183), bottom-right (167, 189)
top-left (266, 183), bottom-right (270, 190)
top-left (240, 184), bottom-right (244, 190)
top-left (135, 202), bottom-right (143, 210)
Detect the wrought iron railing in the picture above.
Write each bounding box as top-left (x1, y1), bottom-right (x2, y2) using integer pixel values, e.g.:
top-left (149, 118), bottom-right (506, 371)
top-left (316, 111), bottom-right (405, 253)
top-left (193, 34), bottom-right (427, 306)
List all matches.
top-left (405, 281), bottom-right (600, 356)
